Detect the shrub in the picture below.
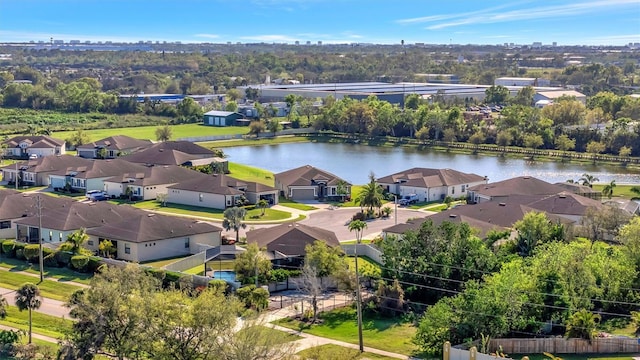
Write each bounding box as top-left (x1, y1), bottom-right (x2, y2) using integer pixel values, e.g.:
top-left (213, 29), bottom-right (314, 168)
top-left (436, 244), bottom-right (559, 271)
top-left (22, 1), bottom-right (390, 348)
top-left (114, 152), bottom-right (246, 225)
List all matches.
top-left (236, 285), bottom-right (270, 311)
top-left (15, 249), bottom-right (25, 260)
top-left (55, 251), bottom-right (73, 267)
top-left (70, 255), bottom-right (89, 272)
top-left (22, 245), bottom-right (40, 262)
top-left (352, 212), bottom-right (366, 222)
top-left (43, 253), bottom-right (58, 267)
top-left (1, 241), bottom-right (15, 257)
top-left (87, 257), bottom-right (102, 273)
top-left (208, 279), bottom-right (230, 294)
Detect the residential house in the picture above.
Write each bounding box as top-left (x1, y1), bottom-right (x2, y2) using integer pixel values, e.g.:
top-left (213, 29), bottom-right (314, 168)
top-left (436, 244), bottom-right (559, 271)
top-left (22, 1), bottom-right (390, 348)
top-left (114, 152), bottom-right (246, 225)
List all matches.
top-left (121, 141), bottom-right (228, 173)
top-left (203, 110), bottom-right (245, 126)
top-left (86, 213), bottom-right (221, 262)
top-left (1, 155), bottom-right (90, 187)
top-left (2, 136), bottom-right (66, 158)
top-left (533, 90), bottom-right (587, 105)
top-left (167, 174), bottom-right (246, 209)
top-left (604, 199), bottom-right (640, 216)
top-left (48, 158), bottom-right (148, 193)
top-left (0, 190), bottom-right (75, 240)
top-left (76, 135), bottom-right (152, 159)
top-left (553, 182), bottom-right (602, 200)
top-left (383, 213), bottom-right (509, 240)
top-left (243, 182), bottom-right (279, 205)
top-left (275, 165), bottom-right (351, 201)
top-left (377, 168), bottom-right (487, 203)
top-left (246, 223), bottom-right (339, 262)
top-left (467, 176), bottom-right (567, 203)
top-left (103, 165), bottom-right (204, 201)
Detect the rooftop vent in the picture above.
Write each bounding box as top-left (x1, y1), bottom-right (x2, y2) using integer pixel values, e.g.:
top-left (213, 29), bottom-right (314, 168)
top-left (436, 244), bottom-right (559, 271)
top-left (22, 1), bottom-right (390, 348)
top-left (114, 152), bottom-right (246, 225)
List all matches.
top-left (449, 214), bottom-right (457, 218)
top-left (523, 176), bottom-right (530, 179)
top-left (559, 194), bottom-right (567, 198)
top-left (147, 213), bottom-right (155, 217)
top-left (499, 202), bottom-right (506, 206)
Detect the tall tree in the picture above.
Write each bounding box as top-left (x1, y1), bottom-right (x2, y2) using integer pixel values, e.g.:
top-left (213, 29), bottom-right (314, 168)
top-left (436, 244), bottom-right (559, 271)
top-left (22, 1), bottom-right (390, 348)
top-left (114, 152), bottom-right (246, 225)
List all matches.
top-left (579, 173), bottom-right (600, 188)
top-left (602, 180), bottom-right (616, 199)
top-left (233, 243), bottom-right (271, 285)
top-left (514, 212), bottom-right (563, 257)
top-left (155, 125), bottom-right (172, 142)
top-left (355, 172), bottom-right (384, 216)
top-left (222, 206), bottom-right (247, 243)
top-left (60, 228), bottom-right (90, 255)
top-left (484, 85), bottom-right (509, 104)
top-left (15, 283), bottom-right (41, 344)
top-left (257, 199), bottom-right (268, 216)
top-left (565, 309), bottom-right (600, 342)
top-left (555, 134), bottom-right (576, 160)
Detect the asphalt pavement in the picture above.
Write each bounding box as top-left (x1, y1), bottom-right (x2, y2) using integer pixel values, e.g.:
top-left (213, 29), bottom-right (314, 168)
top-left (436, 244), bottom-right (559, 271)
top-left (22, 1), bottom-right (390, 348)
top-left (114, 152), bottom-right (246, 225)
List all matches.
top-left (0, 287), bottom-right (71, 318)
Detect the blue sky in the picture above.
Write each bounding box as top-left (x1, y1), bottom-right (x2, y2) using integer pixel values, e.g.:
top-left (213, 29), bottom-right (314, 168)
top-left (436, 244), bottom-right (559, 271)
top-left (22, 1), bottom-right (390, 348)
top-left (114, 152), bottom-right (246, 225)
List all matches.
top-left (0, 0), bottom-right (639, 45)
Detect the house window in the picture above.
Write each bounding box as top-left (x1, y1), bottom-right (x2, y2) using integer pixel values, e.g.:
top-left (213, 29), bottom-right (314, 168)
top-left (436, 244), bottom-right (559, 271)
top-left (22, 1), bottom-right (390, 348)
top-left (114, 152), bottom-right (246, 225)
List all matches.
top-left (59, 233), bottom-right (63, 242)
top-left (0, 221), bottom-right (10, 229)
top-left (184, 238), bottom-right (190, 248)
top-left (461, 185), bottom-right (466, 192)
top-left (331, 188), bottom-right (336, 195)
top-left (452, 187), bottom-right (455, 195)
top-left (88, 240), bottom-right (94, 246)
top-left (49, 231), bottom-right (52, 242)
top-left (124, 245), bottom-right (131, 254)
top-left (199, 194), bottom-right (204, 202)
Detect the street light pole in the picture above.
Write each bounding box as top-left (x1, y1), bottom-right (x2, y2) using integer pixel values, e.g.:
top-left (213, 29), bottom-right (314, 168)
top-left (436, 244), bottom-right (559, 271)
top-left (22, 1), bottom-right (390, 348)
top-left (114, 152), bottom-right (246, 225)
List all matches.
top-left (34, 194), bottom-right (44, 283)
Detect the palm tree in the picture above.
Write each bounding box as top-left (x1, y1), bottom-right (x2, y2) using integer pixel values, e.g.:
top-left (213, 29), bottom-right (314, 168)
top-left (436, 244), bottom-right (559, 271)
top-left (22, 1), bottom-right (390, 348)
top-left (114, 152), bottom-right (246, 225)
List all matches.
top-left (15, 283), bottom-right (42, 344)
top-left (257, 199), bottom-right (268, 217)
top-left (602, 180), bottom-right (617, 199)
top-left (579, 173), bottom-right (600, 188)
top-left (565, 309), bottom-right (600, 343)
top-left (630, 186), bottom-right (640, 199)
top-left (355, 172), bottom-right (384, 217)
top-left (348, 220), bottom-right (367, 244)
top-left (0, 295), bottom-right (7, 320)
top-left (61, 228), bottom-right (89, 255)
top-left (222, 206), bottom-right (247, 243)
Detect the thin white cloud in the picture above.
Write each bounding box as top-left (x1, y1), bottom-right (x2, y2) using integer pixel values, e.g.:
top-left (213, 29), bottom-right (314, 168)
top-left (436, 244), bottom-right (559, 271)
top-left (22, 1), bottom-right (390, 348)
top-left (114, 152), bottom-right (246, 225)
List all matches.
top-left (587, 34), bottom-right (640, 42)
top-left (426, 0), bottom-right (640, 30)
top-left (239, 34), bottom-right (299, 42)
top-left (397, 2), bottom-right (525, 24)
top-left (194, 33), bottom-right (220, 39)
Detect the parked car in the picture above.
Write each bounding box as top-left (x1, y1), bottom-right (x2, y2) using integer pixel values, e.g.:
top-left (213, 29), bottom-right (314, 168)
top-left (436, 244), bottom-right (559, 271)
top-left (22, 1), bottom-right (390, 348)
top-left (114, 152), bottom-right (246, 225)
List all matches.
top-left (29, 154), bottom-right (38, 159)
top-left (86, 190), bottom-right (107, 201)
top-left (398, 193), bottom-right (419, 206)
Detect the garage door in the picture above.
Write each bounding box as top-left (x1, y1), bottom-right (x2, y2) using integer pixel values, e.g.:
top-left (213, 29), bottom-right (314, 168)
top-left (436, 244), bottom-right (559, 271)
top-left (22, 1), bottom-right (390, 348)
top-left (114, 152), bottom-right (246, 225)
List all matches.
top-left (291, 188), bottom-right (316, 200)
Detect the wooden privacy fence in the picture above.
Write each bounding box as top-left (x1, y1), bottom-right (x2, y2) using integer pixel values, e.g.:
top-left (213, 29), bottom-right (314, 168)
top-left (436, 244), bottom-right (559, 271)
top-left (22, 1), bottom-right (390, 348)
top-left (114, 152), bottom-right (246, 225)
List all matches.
top-left (490, 337), bottom-right (640, 354)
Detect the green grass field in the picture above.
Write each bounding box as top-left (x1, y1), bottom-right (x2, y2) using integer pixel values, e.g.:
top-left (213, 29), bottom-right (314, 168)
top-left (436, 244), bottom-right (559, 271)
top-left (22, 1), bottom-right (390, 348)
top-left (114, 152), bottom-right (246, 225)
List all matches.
top-left (198, 135), bottom-right (311, 148)
top-left (276, 307), bottom-right (420, 356)
top-left (133, 200), bottom-right (292, 222)
top-left (52, 123), bottom-right (249, 143)
top-left (592, 184), bottom-right (639, 199)
top-left (0, 270), bottom-right (82, 301)
top-left (228, 162), bottom-right (275, 186)
top-left (277, 197), bottom-right (318, 211)
top-left (0, 258), bottom-right (92, 285)
top-left (297, 344), bottom-right (399, 360)
top-left (0, 306), bottom-right (73, 339)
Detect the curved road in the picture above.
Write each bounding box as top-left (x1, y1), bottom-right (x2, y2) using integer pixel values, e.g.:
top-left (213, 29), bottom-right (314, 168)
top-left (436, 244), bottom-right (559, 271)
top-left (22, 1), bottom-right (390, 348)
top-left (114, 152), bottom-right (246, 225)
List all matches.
top-left (0, 287), bottom-right (71, 318)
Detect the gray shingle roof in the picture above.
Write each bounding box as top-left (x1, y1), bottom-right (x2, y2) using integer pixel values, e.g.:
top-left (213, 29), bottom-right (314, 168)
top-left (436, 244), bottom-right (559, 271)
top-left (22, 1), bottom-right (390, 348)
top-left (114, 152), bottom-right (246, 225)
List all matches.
top-left (246, 223), bottom-right (339, 257)
top-left (275, 165), bottom-right (349, 187)
top-left (377, 168), bottom-right (485, 187)
top-left (468, 176), bottom-right (566, 197)
top-left (168, 174), bottom-right (245, 195)
top-left (3, 136), bottom-right (65, 148)
top-left (76, 135), bottom-right (152, 151)
top-left (104, 165), bottom-right (202, 186)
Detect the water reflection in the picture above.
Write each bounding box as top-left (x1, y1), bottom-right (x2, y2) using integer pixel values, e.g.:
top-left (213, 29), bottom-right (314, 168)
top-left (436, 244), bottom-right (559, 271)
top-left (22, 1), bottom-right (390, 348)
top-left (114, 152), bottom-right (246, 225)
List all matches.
top-left (223, 143), bottom-right (640, 185)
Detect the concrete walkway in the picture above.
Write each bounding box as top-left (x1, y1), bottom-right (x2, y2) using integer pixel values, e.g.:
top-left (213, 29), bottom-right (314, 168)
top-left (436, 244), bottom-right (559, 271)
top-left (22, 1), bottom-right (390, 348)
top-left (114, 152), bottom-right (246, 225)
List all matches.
top-left (0, 324), bottom-right (58, 344)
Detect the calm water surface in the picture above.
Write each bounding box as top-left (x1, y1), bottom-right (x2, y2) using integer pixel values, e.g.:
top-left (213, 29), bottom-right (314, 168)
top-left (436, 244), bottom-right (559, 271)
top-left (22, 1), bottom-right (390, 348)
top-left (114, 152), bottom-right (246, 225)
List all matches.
top-left (223, 143), bottom-right (640, 185)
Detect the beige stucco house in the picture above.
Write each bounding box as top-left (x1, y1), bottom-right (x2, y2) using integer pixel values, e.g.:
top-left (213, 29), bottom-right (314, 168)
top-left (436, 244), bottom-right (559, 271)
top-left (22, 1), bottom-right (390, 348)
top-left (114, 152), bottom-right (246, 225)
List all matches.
top-left (377, 168), bottom-right (487, 202)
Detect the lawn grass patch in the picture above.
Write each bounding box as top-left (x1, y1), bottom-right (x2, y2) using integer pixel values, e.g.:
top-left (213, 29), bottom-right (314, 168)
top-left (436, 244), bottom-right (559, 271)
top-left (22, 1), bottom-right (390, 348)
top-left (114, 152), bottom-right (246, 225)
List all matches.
top-left (141, 256), bottom-right (191, 268)
top-left (340, 185), bottom-right (364, 207)
top-left (515, 354), bottom-right (637, 360)
top-left (277, 197), bottom-right (317, 211)
top-left (53, 123), bottom-right (249, 143)
top-left (134, 201), bottom-right (291, 221)
top-left (275, 307), bottom-right (419, 356)
top-left (228, 162), bottom-right (275, 186)
top-left (0, 271), bottom-right (81, 301)
top-left (199, 135), bottom-right (311, 148)
top-left (297, 344), bottom-right (399, 360)
top-left (0, 257), bottom-right (92, 285)
top-left (0, 306), bottom-right (73, 339)
top-left (592, 184), bottom-right (639, 199)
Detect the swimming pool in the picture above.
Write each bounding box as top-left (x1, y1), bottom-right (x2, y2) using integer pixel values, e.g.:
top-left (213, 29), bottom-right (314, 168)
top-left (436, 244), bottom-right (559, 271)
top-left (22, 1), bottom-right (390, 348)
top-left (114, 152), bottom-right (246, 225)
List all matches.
top-left (213, 271), bottom-right (236, 282)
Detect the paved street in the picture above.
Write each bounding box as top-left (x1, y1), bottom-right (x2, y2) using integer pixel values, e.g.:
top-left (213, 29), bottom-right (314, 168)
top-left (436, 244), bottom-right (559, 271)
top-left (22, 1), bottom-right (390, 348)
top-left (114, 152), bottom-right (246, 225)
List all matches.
top-left (0, 287), bottom-right (71, 318)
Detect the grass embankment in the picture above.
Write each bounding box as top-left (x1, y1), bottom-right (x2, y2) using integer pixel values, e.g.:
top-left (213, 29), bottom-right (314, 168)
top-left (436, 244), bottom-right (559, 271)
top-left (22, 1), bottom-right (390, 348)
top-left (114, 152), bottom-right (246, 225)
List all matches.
top-left (592, 184), bottom-right (639, 199)
top-left (297, 344), bottom-right (399, 360)
top-left (515, 354), bottom-right (637, 360)
top-left (53, 123), bottom-right (249, 143)
top-left (199, 135), bottom-right (311, 148)
top-left (228, 162), bottom-right (275, 186)
top-left (0, 271), bottom-right (82, 301)
top-left (276, 307), bottom-right (420, 356)
top-left (133, 200), bottom-right (292, 222)
top-left (0, 257), bottom-right (92, 285)
top-left (0, 306), bottom-right (73, 339)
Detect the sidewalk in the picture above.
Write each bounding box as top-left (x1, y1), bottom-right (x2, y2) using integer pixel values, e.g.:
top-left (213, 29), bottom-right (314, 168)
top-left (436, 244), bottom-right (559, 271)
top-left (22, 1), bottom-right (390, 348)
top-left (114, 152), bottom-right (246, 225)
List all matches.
top-left (0, 324), bottom-right (58, 344)
top-left (0, 267), bottom-right (89, 289)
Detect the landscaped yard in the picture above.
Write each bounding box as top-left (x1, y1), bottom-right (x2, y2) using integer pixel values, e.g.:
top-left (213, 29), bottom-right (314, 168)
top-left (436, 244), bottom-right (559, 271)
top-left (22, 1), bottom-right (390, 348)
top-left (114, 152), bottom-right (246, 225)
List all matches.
top-left (228, 162), bottom-right (275, 186)
top-left (297, 344), bottom-right (399, 359)
top-left (52, 123), bottom-right (249, 143)
top-left (133, 200), bottom-right (292, 222)
top-left (278, 197), bottom-right (318, 211)
top-left (0, 306), bottom-right (73, 339)
top-left (275, 307), bottom-right (420, 356)
top-left (345, 256), bottom-right (382, 278)
top-left (0, 270), bottom-right (82, 301)
top-left (0, 258), bottom-right (92, 285)
top-left (198, 134), bottom-right (311, 149)
top-left (592, 183), bottom-right (639, 199)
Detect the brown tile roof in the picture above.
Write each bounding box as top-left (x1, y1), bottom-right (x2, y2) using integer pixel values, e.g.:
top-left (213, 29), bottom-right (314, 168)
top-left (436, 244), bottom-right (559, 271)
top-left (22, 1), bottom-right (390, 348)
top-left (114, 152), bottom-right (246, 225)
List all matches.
top-left (245, 182), bottom-right (277, 193)
top-left (0, 191), bottom-right (74, 221)
top-left (383, 214), bottom-right (508, 239)
top-left (553, 182), bottom-right (600, 194)
top-left (50, 158), bottom-right (148, 180)
top-left (140, 141), bottom-right (215, 156)
top-left (468, 176), bottom-right (566, 197)
top-left (121, 148), bottom-right (201, 166)
top-left (86, 213), bottom-right (220, 243)
top-left (104, 165), bottom-right (202, 187)
top-left (167, 174), bottom-right (244, 195)
top-left (0, 155), bottom-right (91, 174)
top-left (275, 165), bottom-right (349, 187)
top-left (3, 136), bottom-right (65, 149)
top-left (14, 201), bottom-right (143, 231)
top-left (525, 192), bottom-right (603, 216)
top-left (246, 223), bottom-right (339, 257)
top-left (76, 135), bottom-right (152, 151)
top-left (377, 168), bottom-right (486, 187)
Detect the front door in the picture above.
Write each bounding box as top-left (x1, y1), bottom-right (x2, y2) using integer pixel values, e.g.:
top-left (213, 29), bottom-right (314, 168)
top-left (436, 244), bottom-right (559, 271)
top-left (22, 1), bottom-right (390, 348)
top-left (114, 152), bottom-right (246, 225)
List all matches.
top-left (28, 227), bottom-right (40, 243)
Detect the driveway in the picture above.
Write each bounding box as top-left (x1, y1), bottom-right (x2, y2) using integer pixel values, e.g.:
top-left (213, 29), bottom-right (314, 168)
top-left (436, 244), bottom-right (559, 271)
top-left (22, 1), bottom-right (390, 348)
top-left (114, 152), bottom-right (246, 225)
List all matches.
top-left (221, 206), bottom-right (429, 242)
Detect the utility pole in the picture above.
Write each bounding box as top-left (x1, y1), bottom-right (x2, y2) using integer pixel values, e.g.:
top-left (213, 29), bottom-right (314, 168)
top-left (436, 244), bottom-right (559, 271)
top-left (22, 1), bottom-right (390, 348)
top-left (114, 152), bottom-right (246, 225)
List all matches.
top-left (34, 194), bottom-right (44, 283)
top-left (353, 227), bottom-right (365, 352)
top-left (394, 195), bottom-right (398, 225)
top-left (15, 161), bottom-right (18, 190)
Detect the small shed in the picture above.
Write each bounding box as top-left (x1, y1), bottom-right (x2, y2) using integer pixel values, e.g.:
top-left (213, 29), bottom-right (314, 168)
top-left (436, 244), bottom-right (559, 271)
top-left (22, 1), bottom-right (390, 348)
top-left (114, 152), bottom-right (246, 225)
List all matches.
top-left (203, 111), bottom-right (245, 127)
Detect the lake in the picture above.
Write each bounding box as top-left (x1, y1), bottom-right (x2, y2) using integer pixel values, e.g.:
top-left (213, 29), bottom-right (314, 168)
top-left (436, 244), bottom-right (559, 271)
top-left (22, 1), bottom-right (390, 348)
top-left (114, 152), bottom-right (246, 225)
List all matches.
top-left (223, 142), bottom-right (640, 185)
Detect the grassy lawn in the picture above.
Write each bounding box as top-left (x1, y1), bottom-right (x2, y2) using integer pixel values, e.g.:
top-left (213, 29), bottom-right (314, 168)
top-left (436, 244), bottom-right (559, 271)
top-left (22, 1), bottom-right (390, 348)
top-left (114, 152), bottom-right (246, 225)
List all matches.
top-left (0, 270), bottom-right (81, 301)
top-left (277, 197), bottom-right (318, 211)
top-left (297, 344), bottom-right (399, 360)
top-left (53, 123), bottom-right (249, 143)
top-left (275, 307), bottom-right (419, 356)
top-left (228, 162), bottom-right (275, 186)
top-left (134, 201), bottom-right (291, 222)
top-left (345, 256), bottom-right (382, 278)
top-left (0, 306), bottom-right (73, 339)
top-left (198, 135), bottom-right (311, 148)
top-left (592, 184), bottom-right (639, 199)
top-left (141, 255), bottom-right (192, 268)
top-left (339, 185), bottom-right (363, 207)
top-left (0, 257), bottom-right (92, 285)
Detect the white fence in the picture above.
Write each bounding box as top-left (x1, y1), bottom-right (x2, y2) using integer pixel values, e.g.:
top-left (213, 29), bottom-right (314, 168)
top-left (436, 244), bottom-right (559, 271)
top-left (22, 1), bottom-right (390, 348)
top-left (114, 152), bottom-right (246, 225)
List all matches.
top-left (490, 337), bottom-right (640, 354)
top-left (340, 244), bottom-right (383, 264)
top-left (162, 251), bottom-right (205, 272)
